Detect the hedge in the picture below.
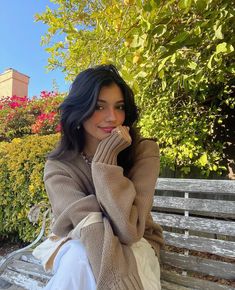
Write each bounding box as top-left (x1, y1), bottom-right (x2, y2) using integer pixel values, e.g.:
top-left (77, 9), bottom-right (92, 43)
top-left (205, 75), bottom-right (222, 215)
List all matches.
top-left (0, 134), bottom-right (59, 242)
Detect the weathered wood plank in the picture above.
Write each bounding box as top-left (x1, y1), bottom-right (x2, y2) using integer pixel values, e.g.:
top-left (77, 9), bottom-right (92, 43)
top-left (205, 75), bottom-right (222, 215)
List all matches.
top-left (156, 178), bottom-right (235, 195)
top-left (1, 268), bottom-right (45, 290)
top-left (161, 280), bottom-right (194, 290)
top-left (161, 270), bottom-right (235, 290)
top-left (153, 196), bottom-right (235, 217)
top-left (164, 232), bottom-right (235, 258)
top-left (7, 259), bottom-right (51, 280)
top-left (0, 250), bottom-right (33, 273)
top-left (152, 212), bottom-right (235, 236)
top-left (21, 253), bottom-right (44, 266)
top-left (160, 250), bottom-right (235, 280)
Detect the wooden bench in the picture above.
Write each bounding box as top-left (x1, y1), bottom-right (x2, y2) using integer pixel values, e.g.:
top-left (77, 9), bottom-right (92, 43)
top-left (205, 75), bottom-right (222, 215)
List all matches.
top-left (154, 178), bottom-right (235, 290)
top-left (0, 178), bottom-right (235, 290)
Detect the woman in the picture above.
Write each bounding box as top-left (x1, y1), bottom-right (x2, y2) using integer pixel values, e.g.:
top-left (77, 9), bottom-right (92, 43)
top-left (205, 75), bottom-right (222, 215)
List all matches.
top-left (34, 64), bottom-right (164, 290)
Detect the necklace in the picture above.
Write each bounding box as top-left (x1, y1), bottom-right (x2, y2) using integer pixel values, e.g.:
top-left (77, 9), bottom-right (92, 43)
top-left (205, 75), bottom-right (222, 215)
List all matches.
top-left (81, 151), bottom-right (93, 166)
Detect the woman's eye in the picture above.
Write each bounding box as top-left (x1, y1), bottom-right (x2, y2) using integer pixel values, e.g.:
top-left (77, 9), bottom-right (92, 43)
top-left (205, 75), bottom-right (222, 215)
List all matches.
top-left (95, 104), bottom-right (104, 110)
top-left (116, 104), bottom-right (125, 110)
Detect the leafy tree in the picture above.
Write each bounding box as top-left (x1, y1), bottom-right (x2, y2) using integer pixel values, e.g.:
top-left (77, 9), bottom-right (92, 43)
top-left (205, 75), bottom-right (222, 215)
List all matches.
top-left (35, 0), bottom-right (235, 177)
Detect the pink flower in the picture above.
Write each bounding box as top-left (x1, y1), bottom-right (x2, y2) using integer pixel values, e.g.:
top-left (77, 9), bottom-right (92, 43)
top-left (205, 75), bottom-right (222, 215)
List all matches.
top-left (31, 122), bottom-right (42, 134)
top-left (55, 123), bottom-right (61, 132)
top-left (7, 96), bottom-right (29, 109)
top-left (37, 112), bottom-right (56, 123)
top-left (40, 91), bottom-right (58, 98)
top-left (9, 102), bottom-right (21, 109)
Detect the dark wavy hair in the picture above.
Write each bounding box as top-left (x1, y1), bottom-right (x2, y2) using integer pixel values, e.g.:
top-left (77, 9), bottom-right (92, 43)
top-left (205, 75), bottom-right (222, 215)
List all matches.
top-left (49, 64), bottom-right (139, 172)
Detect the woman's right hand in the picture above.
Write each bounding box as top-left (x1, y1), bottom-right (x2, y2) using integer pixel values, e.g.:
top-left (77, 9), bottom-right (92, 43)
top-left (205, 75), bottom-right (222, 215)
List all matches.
top-left (92, 125), bottom-right (132, 165)
top-left (112, 125), bottom-right (132, 145)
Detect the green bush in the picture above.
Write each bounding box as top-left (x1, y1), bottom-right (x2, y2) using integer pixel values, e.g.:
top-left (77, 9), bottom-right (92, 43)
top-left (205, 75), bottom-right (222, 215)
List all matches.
top-left (0, 134), bottom-right (59, 242)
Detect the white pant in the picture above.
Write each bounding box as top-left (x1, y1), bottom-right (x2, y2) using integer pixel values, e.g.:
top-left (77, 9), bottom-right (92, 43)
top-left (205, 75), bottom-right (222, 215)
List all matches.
top-left (44, 239), bottom-right (161, 290)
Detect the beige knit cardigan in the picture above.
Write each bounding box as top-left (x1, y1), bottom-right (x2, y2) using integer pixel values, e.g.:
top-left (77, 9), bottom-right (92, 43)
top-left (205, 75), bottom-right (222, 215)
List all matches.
top-left (44, 132), bottom-right (164, 290)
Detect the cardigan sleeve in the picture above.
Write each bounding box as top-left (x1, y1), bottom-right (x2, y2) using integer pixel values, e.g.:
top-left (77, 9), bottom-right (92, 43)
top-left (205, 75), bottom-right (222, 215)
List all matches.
top-left (44, 160), bottom-right (101, 237)
top-left (91, 137), bottom-right (160, 245)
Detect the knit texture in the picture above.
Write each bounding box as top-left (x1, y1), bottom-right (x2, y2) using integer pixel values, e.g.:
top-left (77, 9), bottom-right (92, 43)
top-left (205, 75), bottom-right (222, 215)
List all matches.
top-left (92, 130), bottom-right (131, 165)
top-left (44, 132), bottom-right (164, 289)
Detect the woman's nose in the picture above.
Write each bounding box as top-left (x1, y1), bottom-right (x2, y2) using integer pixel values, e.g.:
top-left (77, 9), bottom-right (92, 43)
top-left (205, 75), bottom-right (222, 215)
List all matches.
top-left (105, 107), bottom-right (117, 122)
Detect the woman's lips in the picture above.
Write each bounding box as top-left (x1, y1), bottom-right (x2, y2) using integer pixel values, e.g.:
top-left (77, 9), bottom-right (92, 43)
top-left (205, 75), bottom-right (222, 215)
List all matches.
top-left (99, 127), bottom-right (115, 133)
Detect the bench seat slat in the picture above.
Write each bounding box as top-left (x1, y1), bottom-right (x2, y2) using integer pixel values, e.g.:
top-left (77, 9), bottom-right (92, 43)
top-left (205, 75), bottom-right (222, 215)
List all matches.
top-left (156, 178), bottom-right (235, 195)
top-left (160, 250), bottom-right (235, 280)
top-left (154, 196), bottom-right (235, 217)
top-left (7, 259), bottom-right (51, 280)
top-left (164, 232), bottom-right (235, 258)
top-left (152, 212), bottom-right (235, 236)
top-left (161, 270), bottom-right (234, 290)
top-left (21, 253), bottom-right (44, 266)
top-left (1, 268), bottom-right (45, 290)
top-left (161, 280), bottom-right (194, 290)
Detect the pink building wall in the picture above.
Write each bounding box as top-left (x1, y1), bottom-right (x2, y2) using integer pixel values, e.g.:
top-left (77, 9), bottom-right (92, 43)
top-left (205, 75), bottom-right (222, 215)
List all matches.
top-left (0, 68), bottom-right (30, 98)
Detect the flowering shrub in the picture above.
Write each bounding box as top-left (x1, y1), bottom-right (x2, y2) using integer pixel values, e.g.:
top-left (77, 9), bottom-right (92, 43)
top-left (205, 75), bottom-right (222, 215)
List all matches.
top-left (0, 91), bottom-right (64, 141)
top-left (32, 112), bottom-right (61, 134)
top-left (0, 91), bottom-right (65, 241)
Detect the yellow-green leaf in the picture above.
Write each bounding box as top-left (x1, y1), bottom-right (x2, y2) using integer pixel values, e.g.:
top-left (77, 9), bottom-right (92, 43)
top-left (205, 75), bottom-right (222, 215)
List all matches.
top-left (198, 153), bottom-right (208, 166)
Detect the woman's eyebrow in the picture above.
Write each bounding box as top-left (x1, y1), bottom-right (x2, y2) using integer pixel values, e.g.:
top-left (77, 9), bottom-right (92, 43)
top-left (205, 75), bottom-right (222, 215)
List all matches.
top-left (97, 99), bottom-right (124, 103)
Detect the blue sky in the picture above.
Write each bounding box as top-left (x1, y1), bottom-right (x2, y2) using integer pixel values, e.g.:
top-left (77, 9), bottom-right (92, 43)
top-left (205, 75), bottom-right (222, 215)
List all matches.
top-left (0, 0), bottom-right (70, 97)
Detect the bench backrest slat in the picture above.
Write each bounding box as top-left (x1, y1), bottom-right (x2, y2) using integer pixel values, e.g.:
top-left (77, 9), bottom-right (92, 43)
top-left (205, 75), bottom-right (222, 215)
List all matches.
top-left (156, 178), bottom-right (235, 195)
top-left (161, 270), bottom-right (234, 290)
top-left (164, 231), bottom-right (235, 258)
top-left (154, 196), bottom-right (235, 217)
top-left (152, 212), bottom-right (235, 236)
top-left (160, 250), bottom-right (235, 280)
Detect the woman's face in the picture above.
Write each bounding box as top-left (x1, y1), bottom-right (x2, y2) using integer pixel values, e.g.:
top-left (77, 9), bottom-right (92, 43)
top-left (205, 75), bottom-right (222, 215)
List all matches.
top-left (83, 83), bottom-right (125, 146)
